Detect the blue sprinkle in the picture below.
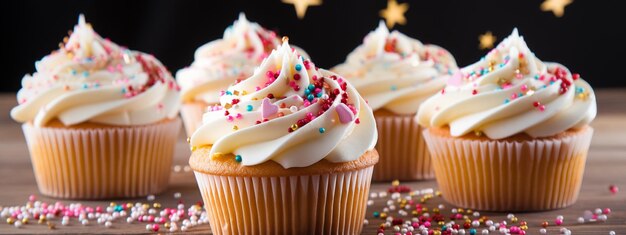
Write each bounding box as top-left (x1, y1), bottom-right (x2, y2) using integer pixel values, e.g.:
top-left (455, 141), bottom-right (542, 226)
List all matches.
top-left (82, 84), bottom-right (89, 89)
top-left (390, 85), bottom-right (397, 91)
top-left (308, 84), bottom-right (315, 90)
top-left (304, 89), bottom-right (311, 95)
top-left (295, 64), bottom-right (302, 71)
top-left (469, 228), bottom-right (477, 235)
top-left (307, 94), bottom-right (314, 101)
top-left (82, 71), bottom-right (89, 77)
top-left (504, 99), bottom-right (510, 104)
top-left (246, 105), bottom-right (253, 111)
top-left (518, 92), bottom-right (524, 97)
top-left (549, 81), bottom-right (555, 85)
top-left (576, 87), bottom-right (584, 94)
top-left (318, 127), bottom-right (325, 134)
top-left (121, 88), bottom-right (126, 94)
top-left (235, 155), bottom-right (242, 162)
top-left (94, 83), bottom-right (100, 88)
top-left (71, 70), bottom-right (77, 75)
top-left (534, 74), bottom-right (540, 80)
top-left (225, 91), bottom-right (232, 95)
top-left (316, 92), bottom-right (323, 98)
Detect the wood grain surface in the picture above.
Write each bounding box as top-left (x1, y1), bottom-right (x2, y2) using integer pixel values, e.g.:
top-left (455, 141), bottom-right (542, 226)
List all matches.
top-left (0, 90), bottom-right (625, 234)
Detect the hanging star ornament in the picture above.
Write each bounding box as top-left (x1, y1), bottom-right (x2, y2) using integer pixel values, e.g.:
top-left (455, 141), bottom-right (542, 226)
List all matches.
top-left (380, 0), bottom-right (409, 28)
top-left (282, 0), bottom-right (321, 19)
top-left (541, 0), bottom-right (573, 17)
top-left (479, 31), bottom-right (497, 50)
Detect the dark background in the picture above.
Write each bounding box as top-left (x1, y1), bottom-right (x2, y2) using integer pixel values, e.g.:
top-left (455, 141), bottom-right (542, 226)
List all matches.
top-left (2, 0), bottom-right (625, 92)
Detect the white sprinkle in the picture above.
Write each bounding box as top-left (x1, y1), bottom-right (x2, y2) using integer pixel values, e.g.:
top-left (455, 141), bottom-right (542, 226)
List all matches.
top-left (147, 195), bottom-right (156, 201)
top-left (174, 192), bottom-right (182, 199)
top-left (578, 217), bottom-right (585, 223)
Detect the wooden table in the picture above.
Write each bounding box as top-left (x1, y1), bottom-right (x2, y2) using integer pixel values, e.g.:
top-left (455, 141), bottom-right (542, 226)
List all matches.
top-left (0, 90), bottom-right (625, 234)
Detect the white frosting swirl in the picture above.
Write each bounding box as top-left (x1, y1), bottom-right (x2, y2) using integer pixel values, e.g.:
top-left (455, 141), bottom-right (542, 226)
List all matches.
top-left (11, 15), bottom-right (180, 127)
top-left (417, 29), bottom-right (596, 139)
top-left (176, 13), bottom-right (309, 104)
top-left (333, 21), bottom-right (457, 114)
top-left (190, 41), bottom-right (377, 168)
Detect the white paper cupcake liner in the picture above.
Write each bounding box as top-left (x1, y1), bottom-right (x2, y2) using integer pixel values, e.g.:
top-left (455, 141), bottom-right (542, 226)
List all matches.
top-left (423, 127), bottom-right (593, 211)
top-left (373, 113), bottom-right (434, 181)
top-left (22, 118), bottom-right (181, 199)
top-left (194, 166), bottom-right (374, 235)
top-left (180, 102), bottom-right (208, 137)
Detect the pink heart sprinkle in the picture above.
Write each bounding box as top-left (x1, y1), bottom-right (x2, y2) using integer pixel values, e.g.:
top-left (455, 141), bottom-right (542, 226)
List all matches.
top-left (446, 71), bottom-right (463, 87)
top-left (262, 98), bottom-right (278, 119)
top-left (335, 103), bottom-right (355, 124)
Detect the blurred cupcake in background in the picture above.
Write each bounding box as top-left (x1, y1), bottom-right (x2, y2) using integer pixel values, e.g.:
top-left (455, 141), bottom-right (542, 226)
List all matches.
top-left (176, 13), bottom-right (308, 136)
top-left (11, 15), bottom-right (181, 199)
top-left (189, 39), bottom-right (378, 234)
top-left (418, 29), bottom-right (596, 211)
top-left (333, 21), bottom-right (457, 181)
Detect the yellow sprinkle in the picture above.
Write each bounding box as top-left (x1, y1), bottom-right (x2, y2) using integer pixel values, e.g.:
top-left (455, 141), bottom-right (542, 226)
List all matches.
top-left (224, 103), bottom-right (233, 109)
top-left (391, 180), bottom-right (400, 186)
top-left (153, 203), bottom-right (161, 208)
top-left (290, 124), bottom-right (298, 131)
top-left (242, 90), bottom-right (248, 95)
top-left (233, 125), bottom-right (239, 131)
top-left (233, 90), bottom-right (240, 95)
top-left (186, 137), bottom-right (191, 143)
top-left (474, 131), bottom-right (483, 137)
top-left (190, 146), bottom-right (197, 151)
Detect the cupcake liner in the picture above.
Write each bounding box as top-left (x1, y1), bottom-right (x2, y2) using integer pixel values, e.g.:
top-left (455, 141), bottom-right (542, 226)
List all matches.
top-left (22, 118), bottom-right (181, 199)
top-left (373, 113), bottom-right (434, 181)
top-left (194, 166), bottom-right (374, 235)
top-left (423, 127), bottom-right (593, 211)
top-left (180, 102), bottom-right (208, 137)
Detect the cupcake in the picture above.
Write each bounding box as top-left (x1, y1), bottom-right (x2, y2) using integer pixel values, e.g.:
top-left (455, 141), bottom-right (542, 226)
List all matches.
top-left (333, 21), bottom-right (457, 181)
top-left (176, 13), bottom-right (308, 137)
top-left (189, 39), bottom-right (378, 234)
top-left (10, 15), bottom-right (181, 199)
top-left (417, 29), bottom-right (596, 211)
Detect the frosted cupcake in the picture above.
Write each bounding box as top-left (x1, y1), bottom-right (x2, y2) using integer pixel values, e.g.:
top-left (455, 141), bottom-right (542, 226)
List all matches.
top-left (417, 29), bottom-right (596, 211)
top-left (10, 15), bottom-right (181, 199)
top-left (333, 21), bottom-right (457, 181)
top-left (176, 13), bottom-right (308, 136)
top-left (189, 39), bottom-right (378, 234)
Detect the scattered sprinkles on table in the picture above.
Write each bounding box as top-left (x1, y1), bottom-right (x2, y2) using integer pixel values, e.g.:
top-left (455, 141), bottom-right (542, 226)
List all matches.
top-left (364, 181), bottom-right (615, 235)
top-left (1, 194), bottom-right (208, 232)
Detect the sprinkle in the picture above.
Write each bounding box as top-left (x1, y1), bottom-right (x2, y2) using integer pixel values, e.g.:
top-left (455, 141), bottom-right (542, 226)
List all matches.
top-left (391, 85), bottom-right (397, 91)
top-left (82, 71), bottom-right (89, 77)
top-left (261, 98), bottom-right (278, 118)
top-left (609, 185), bottom-right (619, 194)
top-left (235, 155), bottom-right (242, 162)
top-left (295, 64), bottom-right (302, 71)
top-left (335, 103), bottom-right (355, 124)
top-left (246, 105), bottom-right (253, 111)
top-left (82, 84), bottom-right (89, 89)
top-left (504, 99), bottom-right (510, 104)
top-left (318, 127), bottom-right (325, 133)
top-left (289, 106), bottom-right (298, 113)
top-left (232, 125), bottom-right (238, 130)
top-left (472, 89), bottom-right (478, 95)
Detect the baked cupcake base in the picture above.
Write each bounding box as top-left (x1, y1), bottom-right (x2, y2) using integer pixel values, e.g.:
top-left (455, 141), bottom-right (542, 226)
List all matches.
top-left (423, 126), bottom-right (593, 211)
top-left (190, 147), bottom-right (378, 235)
top-left (22, 118), bottom-right (181, 199)
top-left (180, 101), bottom-right (209, 137)
top-left (373, 109), bottom-right (434, 181)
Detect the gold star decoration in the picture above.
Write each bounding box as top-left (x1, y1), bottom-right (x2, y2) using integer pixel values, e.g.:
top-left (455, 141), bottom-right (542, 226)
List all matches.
top-left (541, 0), bottom-right (573, 17)
top-left (282, 0), bottom-right (322, 19)
top-left (479, 31), bottom-right (497, 50)
top-left (380, 0), bottom-right (409, 28)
